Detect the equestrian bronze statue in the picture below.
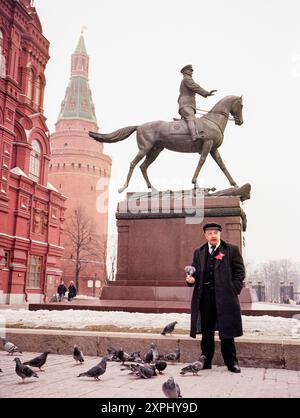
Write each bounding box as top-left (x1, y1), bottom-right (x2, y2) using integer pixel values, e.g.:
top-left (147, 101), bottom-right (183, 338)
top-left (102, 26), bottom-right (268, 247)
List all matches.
top-left (89, 95), bottom-right (244, 194)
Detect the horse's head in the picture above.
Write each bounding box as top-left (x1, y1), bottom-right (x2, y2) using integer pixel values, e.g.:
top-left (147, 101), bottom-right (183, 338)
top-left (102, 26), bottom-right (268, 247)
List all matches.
top-left (230, 96), bottom-right (243, 125)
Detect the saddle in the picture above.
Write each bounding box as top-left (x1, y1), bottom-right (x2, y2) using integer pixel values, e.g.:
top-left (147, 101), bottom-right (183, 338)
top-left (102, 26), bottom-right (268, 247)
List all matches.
top-left (169, 119), bottom-right (189, 135)
top-left (170, 118), bottom-right (205, 138)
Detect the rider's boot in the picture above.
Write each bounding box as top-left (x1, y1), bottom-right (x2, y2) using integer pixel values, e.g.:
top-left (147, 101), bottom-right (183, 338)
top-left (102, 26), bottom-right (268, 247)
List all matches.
top-left (187, 120), bottom-right (202, 141)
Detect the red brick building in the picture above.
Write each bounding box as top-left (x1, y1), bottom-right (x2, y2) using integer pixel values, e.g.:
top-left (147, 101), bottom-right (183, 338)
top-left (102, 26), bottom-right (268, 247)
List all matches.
top-left (48, 34), bottom-right (111, 296)
top-left (0, 0), bottom-right (66, 304)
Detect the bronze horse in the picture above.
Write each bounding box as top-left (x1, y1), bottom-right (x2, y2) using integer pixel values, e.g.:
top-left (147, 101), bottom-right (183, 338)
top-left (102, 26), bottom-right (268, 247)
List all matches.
top-left (89, 95), bottom-right (243, 193)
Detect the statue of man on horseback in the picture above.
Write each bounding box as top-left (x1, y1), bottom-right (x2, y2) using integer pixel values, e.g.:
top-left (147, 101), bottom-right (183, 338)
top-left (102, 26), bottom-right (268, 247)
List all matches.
top-left (178, 64), bottom-right (217, 141)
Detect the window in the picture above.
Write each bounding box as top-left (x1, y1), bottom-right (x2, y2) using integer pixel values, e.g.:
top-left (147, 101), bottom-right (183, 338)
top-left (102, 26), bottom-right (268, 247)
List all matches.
top-left (1, 250), bottom-right (9, 267)
top-left (29, 140), bottom-right (41, 182)
top-left (27, 255), bottom-right (42, 288)
top-left (0, 29), bottom-right (3, 54)
top-left (27, 69), bottom-right (34, 100)
top-left (35, 76), bottom-right (41, 106)
top-left (0, 29), bottom-right (6, 78)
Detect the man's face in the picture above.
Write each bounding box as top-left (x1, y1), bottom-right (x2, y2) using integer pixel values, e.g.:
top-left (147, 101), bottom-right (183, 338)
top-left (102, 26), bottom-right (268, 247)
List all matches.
top-left (184, 68), bottom-right (193, 77)
top-left (204, 229), bottom-right (221, 245)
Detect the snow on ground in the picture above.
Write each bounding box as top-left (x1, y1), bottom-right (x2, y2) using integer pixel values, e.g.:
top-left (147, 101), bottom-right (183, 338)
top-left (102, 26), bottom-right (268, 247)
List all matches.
top-left (0, 309), bottom-right (300, 339)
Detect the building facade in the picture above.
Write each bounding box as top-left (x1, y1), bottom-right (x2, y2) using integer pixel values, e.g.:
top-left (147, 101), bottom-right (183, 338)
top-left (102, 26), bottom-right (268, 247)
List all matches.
top-left (0, 0), bottom-right (66, 304)
top-left (48, 34), bottom-right (111, 296)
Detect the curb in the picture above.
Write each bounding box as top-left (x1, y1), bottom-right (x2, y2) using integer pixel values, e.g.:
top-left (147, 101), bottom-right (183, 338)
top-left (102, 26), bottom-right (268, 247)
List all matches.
top-left (3, 328), bottom-right (300, 371)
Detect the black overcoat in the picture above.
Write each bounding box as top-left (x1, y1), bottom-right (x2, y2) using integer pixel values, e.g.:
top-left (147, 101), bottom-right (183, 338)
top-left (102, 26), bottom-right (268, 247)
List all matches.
top-left (188, 240), bottom-right (245, 339)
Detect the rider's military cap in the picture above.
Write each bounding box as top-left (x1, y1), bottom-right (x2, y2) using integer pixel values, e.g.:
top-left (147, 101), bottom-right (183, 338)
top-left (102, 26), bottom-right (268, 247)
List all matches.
top-left (180, 64), bottom-right (193, 74)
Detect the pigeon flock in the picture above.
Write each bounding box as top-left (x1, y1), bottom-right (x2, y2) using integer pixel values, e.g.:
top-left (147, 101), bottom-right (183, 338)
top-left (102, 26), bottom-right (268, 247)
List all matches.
top-left (0, 321), bottom-right (208, 397)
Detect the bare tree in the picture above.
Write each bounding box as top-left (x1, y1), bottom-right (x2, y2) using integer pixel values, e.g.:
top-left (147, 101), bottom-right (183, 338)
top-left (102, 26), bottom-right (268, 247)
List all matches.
top-left (64, 205), bottom-right (105, 293)
top-left (106, 234), bottom-right (117, 282)
top-left (247, 259), bottom-right (300, 302)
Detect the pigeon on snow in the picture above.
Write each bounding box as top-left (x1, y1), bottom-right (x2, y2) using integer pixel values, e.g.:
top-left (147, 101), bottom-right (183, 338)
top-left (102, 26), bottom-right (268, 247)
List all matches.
top-left (73, 345), bottom-right (84, 364)
top-left (162, 376), bottom-right (182, 398)
top-left (14, 358), bottom-right (39, 383)
top-left (77, 356), bottom-right (108, 380)
top-left (23, 351), bottom-right (50, 371)
top-left (161, 321), bottom-right (178, 335)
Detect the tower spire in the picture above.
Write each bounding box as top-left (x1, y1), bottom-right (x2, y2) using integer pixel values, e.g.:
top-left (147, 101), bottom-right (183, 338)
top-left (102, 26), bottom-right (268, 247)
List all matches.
top-left (57, 32), bottom-right (97, 125)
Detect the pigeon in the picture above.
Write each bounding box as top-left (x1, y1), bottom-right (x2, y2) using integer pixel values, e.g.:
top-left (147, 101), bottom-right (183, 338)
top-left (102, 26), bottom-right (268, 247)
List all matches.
top-left (135, 364), bottom-right (157, 379)
top-left (161, 321), bottom-right (178, 335)
top-left (145, 343), bottom-right (159, 364)
top-left (127, 351), bottom-right (143, 362)
top-left (0, 368), bottom-right (3, 373)
top-left (77, 356), bottom-right (108, 380)
top-left (120, 363), bottom-right (140, 375)
top-left (162, 376), bottom-right (182, 398)
top-left (116, 349), bottom-right (131, 364)
top-left (121, 363), bottom-right (156, 379)
top-left (23, 351), bottom-right (50, 371)
top-left (13, 357), bottom-right (39, 383)
top-left (155, 359), bottom-right (167, 374)
top-left (180, 360), bottom-right (205, 375)
top-left (73, 345), bottom-right (84, 364)
top-left (184, 265), bottom-right (196, 276)
top-left (163, 347), bottom-right (181, 362)
top-left (1, 338), bottom-right (22, 355)
top-left (107, 346), bottom-right (120, 361)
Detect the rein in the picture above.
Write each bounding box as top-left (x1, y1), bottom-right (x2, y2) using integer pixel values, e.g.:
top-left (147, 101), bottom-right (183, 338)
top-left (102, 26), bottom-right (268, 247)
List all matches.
top-left (196, 108), bottom-right (235, 122)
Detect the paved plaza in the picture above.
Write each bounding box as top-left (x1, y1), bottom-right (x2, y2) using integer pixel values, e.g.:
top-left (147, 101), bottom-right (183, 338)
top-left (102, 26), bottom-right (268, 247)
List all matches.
top-left (1, 351), bottom-right (300, 398)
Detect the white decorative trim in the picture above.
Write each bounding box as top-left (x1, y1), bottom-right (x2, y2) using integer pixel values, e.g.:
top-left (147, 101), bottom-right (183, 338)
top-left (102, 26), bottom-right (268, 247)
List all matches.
top-left (0, 233), bottom-right (30, 241)
top-left (32, 240), bottom-right (48, 246)
top-left (10, 167), bottom-right (29, 178)
top-left (49, 244), bottom-right (64, 250)
top-left (9, 263), bottom-right (26, 268)
top-left (47, 182), bottom-right (58, 192)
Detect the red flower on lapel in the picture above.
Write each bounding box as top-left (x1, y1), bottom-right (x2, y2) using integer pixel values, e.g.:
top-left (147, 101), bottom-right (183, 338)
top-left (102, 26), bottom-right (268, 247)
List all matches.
top-left (215, 252), bottom-right (226, 260)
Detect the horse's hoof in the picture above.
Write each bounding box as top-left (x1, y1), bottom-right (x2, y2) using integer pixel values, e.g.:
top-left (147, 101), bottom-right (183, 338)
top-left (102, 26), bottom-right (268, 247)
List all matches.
top-left (118, 185), bottom-right (127, 193)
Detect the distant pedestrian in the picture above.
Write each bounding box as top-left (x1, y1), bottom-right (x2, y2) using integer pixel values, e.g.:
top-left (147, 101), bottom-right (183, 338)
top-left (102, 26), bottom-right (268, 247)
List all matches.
top-left (68, 281), bottom-right (77, 302)
top-left (57, 279), bottom-right (67, 302)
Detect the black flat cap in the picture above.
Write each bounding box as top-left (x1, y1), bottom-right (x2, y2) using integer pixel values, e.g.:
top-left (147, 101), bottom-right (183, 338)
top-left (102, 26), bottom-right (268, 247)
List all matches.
top-left (203, 222), bottom-right (222, 232)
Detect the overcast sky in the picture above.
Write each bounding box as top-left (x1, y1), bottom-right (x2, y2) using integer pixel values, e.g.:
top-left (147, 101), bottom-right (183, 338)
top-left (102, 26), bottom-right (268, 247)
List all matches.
top-left (35, 0), bottom-right (300, 265)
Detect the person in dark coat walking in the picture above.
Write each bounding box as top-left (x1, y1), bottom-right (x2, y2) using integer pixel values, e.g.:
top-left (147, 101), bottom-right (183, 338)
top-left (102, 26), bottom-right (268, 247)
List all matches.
top-left (68, 281), bottom-right (77, 302)
top-left (185, 222), bottom-right (245, 373)
top-left (57, 279), bottom-right (67, 302)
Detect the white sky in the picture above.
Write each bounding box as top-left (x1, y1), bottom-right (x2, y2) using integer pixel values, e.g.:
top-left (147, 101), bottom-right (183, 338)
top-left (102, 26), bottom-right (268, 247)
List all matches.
top-left (34, 0), bottom-right (300, 264)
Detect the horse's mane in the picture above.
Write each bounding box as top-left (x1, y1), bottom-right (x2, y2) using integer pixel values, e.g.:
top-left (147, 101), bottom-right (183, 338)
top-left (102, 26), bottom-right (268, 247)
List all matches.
top-left (210, 95), bottom-right (240, 113)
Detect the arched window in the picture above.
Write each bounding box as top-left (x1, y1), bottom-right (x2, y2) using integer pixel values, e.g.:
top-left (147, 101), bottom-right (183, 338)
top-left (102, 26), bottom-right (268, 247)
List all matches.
top-left (27, 69), bottom-right (34, 100)
top-left (29, 140), bottom-right (42, 182)
top-left (0, 29), bottom-right (3, 54)
top-left (35, 76), bottom-right (41, 106)
top-left (0, 29), bottom-right (6, 79)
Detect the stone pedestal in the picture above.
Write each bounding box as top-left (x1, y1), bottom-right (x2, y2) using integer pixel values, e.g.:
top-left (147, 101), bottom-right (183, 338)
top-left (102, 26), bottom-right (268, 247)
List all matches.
top-left (100, 190), bottom-right (252, 312)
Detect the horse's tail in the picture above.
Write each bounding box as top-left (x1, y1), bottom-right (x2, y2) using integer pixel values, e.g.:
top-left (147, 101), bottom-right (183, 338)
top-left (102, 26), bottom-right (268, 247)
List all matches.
top-left (89, 126), bottom-right (138, 143)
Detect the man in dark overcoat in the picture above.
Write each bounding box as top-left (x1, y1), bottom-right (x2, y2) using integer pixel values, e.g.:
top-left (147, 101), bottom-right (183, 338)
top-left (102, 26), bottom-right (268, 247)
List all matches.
top-left (186, 222), bottom-right (245, 372)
